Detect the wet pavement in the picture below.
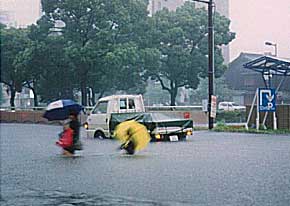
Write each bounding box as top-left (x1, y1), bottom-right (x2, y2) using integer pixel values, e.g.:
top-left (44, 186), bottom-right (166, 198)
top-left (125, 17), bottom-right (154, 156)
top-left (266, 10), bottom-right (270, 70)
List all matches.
top-left (1, 123), bottom-right (290, 206)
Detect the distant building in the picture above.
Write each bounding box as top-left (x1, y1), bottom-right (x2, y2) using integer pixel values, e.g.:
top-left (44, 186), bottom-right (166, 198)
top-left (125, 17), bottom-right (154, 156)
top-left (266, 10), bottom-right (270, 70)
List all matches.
top-left (148, 0), bottom-right (184, 15)
top-left (0, 9), bottom-right (17, 27)
top-left (225, 53), bottom-right (290, 105)
top-left (0, 0), bottom-right (41, 28)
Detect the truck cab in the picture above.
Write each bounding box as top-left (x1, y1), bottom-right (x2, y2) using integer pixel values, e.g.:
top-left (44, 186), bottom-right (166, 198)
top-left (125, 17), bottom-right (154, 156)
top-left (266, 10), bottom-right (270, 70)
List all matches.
top-left (85, 95), bottom-right (145, 138)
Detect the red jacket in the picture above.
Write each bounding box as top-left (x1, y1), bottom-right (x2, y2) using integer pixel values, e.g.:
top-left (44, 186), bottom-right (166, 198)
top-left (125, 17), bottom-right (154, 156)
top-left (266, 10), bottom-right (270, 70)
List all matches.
top-left (56, 128), bottom-right (73, 148)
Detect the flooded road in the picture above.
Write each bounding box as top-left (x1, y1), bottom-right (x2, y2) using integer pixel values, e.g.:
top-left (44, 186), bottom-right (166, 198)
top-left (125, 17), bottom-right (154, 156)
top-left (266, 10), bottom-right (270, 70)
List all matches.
top-left (1, 123), bottom-right (290, 205)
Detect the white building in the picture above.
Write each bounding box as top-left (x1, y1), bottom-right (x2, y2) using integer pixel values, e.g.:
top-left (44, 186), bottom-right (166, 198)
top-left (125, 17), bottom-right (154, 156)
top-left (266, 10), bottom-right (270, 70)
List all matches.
top-left (0, 0), bottom-right (41, 28)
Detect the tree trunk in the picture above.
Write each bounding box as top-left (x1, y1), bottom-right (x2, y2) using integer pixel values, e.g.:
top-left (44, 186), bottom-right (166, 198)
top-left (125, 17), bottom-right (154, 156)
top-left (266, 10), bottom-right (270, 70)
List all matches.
top-left (91, 88), bottom-right (96, 106)
top-left (169, 81), bottom-right (178, 106)
top-left (10, 85), bottom-right (16, 109)
top-left (170, 92), bottom-right (177, 106)
top-left (31, 88), bottom-right (38, 107)
top-left (81, 83), bottom-right (87, 106)
top-left (170, 88), bottom-right (178, 106)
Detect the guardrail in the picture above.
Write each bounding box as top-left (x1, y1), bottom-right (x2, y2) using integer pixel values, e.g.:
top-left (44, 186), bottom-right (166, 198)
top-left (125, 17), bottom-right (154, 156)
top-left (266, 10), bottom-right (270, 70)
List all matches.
top-left (0, 105), bottom-right (203, 111)
top-left (0, 105), bottom-right (208, 125)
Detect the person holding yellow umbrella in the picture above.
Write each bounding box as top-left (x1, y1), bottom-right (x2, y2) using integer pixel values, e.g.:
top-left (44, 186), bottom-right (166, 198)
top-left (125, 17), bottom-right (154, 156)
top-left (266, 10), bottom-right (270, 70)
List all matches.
top-left (114, 120), bottom-right (151, 155)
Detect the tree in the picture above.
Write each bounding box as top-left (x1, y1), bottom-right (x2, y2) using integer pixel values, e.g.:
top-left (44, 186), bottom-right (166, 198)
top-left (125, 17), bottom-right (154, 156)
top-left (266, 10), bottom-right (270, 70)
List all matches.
top-left (144, 2), bottom-right (235, 105)
top-left (0, 84), bottom-right (4, 105)
top-left (41, 0), bottom-right (149, 106)
top-left (190, 76), bottom-right (238, 104)
top-left (0, 24), bottom-right (29, 108)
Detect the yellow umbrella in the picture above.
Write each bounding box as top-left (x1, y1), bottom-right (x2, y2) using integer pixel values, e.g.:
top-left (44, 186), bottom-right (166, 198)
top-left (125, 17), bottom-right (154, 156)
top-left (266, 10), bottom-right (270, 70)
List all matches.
top-left (114, 120), bottom-right (150, 151)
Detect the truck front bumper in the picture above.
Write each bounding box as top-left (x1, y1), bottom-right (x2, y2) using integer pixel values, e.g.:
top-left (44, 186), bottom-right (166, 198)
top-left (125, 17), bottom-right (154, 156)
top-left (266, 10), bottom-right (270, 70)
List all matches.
top-left (151, 129), bottom-right (193, 142)
top-left (85, 129), bottom-right (95, 138)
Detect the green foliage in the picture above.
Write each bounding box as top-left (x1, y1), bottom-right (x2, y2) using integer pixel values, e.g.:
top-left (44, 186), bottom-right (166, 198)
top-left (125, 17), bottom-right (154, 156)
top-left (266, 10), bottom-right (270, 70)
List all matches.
top-left (37, 36), bottom-right (74, 102)
top-left (40, 0), bottom-right (149, 105)
top-left (0, 84), bottom-right (4, 105)
top-left (0, 25), bottom-right (29, 107)
top-left (1, 1), bottom-right (236, 108)
top-left (144, 2), bottom-right (235, 105)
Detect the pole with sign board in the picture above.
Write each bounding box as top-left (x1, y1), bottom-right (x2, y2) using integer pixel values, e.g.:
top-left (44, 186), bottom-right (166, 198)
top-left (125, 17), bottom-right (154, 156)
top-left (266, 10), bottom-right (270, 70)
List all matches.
top-left (258, 88), bottom-right (277, 130)
top-left (248, 88), bottom-right (277, 130)
top-left (210, 95), bottom-right (217, 119)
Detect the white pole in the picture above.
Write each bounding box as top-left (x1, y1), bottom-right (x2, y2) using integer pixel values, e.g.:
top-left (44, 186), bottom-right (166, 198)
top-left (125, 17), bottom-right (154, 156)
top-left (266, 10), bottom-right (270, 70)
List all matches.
top-left (262, 112), bottom-right (268, 129)
top-left (256, 89), bottom-right (260, 130)
top-left (273, 112), bottom-right (277, 130)
top-left (246, 91), bottom-right (257, 130)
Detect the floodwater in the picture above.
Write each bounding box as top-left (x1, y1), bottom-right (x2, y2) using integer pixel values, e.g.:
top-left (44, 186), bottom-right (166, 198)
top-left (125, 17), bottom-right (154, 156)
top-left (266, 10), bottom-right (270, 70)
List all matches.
top-left (1, 123), bottom-right (290, 206)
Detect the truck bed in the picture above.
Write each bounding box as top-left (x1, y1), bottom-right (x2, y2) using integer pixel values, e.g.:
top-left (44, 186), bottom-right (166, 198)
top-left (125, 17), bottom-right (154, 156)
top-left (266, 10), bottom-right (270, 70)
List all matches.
top-left (109, 112), bottom-right (193, 141)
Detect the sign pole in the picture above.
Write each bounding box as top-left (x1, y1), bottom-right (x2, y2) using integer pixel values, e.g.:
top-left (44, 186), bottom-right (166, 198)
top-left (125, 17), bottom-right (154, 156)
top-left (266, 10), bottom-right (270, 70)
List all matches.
top-left (245, 91), bottom-right (257, 130)
top-left (273, 112), bottom-right (277, 130)
top-left (208, 0), bottom-right (214, 129)
top-left (256, 89), bottom-right (260, 130)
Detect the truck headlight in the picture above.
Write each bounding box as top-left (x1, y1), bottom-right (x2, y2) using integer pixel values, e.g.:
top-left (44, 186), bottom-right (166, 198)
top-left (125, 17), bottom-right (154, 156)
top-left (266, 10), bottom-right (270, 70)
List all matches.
top-left (186, 130), bottom-right (192, 136)
top-left (84, 122), bottom-right (89, 129)
top-left (155, 134), bottom-right (161, 140)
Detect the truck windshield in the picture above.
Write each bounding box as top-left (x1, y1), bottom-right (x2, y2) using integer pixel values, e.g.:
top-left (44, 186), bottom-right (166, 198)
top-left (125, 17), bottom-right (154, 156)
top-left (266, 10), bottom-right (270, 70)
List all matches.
top-left (92, 101), bottom-right (108, 114)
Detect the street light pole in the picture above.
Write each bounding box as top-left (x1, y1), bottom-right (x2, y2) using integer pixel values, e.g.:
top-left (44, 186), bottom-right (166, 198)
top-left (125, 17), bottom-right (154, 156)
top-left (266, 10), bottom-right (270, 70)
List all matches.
top-left (265, 41), bottom-right (277, 57)
top-left (191, 0), bottom-right (214, 129)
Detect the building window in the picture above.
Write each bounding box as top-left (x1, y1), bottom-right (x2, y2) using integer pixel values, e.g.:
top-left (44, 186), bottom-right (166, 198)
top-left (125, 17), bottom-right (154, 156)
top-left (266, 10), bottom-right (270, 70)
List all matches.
top-left (158, 1), bottom-right (162, 10)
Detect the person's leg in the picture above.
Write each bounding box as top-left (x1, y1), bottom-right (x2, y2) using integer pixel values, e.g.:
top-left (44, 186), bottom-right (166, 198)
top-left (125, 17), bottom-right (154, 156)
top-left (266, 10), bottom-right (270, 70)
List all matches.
top-left (124, 140), bottom-right (135, 155)
top-left (64, 147), bottom-right (75, 154)
top-left (62, 149), bottom-right (74, 157)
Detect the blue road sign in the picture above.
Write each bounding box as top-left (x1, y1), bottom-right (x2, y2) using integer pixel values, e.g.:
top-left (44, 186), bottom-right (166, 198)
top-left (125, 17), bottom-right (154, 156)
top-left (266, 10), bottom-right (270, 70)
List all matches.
top-left (258, 88), bottom-right (276, 112)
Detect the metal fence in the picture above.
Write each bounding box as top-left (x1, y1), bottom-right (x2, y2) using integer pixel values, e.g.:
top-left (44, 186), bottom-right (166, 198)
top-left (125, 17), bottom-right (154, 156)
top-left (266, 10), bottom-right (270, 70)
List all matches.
top-left (246, 105), bottom-right (290, 130)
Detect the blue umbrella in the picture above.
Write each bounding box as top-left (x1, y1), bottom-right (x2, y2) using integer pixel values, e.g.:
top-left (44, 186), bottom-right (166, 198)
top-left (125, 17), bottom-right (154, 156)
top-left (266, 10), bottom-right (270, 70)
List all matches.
top-left (43, 99), bottom-right (83, 121)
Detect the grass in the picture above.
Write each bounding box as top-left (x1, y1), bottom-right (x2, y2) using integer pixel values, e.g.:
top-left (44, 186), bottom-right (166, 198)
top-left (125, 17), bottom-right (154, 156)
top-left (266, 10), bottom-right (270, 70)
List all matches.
top-left (212, 122), bottom-right (290, 134)
top-left (192, 121), bottom-right (290, 134)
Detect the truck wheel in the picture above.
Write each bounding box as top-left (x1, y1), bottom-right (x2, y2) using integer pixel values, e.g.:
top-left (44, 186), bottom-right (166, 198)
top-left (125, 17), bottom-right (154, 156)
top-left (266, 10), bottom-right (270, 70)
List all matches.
top-left (94, 131), bottom-right (105, 139)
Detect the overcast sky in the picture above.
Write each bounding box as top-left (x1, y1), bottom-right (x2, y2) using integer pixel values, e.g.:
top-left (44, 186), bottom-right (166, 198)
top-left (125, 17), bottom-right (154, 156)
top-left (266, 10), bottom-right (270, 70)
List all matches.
top-left (2, 0), bottom-right (290, 61)
top-left (230, 0), bottom-right (290, 60)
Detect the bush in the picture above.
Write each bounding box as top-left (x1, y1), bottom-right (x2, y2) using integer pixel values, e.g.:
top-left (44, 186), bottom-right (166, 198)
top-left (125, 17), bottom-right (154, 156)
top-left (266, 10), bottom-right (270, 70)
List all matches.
top-left (216, 110), bottom-right (246, 123)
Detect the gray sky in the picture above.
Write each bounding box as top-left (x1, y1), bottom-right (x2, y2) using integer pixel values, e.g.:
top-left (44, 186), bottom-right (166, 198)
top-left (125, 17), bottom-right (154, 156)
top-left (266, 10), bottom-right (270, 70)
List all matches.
top-left (230, 0), bottom-right (290, 60)
top-left (1, 0), bottom-right (290, 61)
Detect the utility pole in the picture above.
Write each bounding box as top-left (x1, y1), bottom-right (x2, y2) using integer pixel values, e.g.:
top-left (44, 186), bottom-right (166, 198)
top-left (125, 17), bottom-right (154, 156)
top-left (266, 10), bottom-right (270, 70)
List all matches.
top-left (191, 0), bottom-right (215, 129)
top-left (208, 0), bottom-right (214, 129)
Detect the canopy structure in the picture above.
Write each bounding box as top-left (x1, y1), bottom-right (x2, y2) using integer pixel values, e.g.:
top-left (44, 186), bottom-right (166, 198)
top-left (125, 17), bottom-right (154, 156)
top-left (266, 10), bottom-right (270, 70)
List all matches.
top-left (243, 56), bottom-right (290, 88)
top-left (244, 56), bottom-right (290, 76)
top-left (243, 56), bottom-right (290, 130)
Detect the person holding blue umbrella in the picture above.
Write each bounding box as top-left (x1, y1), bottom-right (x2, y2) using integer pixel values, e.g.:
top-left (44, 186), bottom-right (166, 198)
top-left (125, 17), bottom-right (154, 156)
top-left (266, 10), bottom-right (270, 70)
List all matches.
top-left (43, 99), bottom-right (83, 155)
top-left (43, 99), bottom-right (83, 121)
top-left (68, 110), bottom-right (82, 152)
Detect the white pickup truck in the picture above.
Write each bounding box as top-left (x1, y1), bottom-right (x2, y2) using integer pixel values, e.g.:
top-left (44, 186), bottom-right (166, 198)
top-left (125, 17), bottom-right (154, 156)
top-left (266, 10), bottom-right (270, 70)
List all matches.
top-left (84, 95), bottom-right (145, 139)
top-left (84, 94), bottom-right (193, 141)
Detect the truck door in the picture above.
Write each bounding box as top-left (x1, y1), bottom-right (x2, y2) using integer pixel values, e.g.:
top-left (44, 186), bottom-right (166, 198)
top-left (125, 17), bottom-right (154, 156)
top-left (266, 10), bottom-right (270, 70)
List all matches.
top-left (90, 100), bottom-right (109, 134)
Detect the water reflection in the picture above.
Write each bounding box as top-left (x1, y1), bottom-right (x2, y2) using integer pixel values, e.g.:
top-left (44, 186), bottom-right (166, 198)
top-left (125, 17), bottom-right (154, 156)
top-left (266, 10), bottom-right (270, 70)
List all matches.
top-left (1, 189), bottom-right (193, 206)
